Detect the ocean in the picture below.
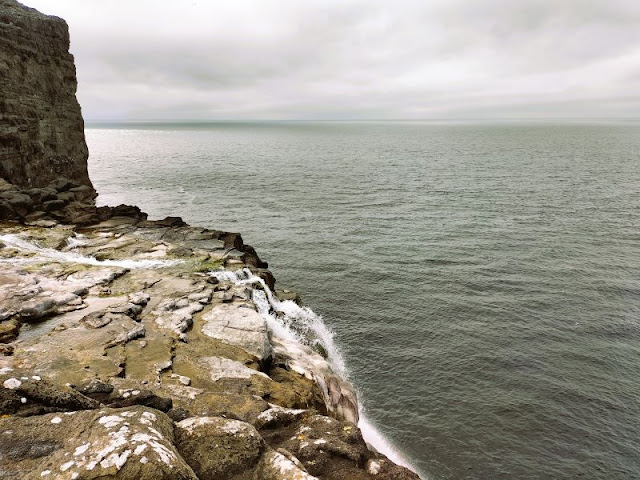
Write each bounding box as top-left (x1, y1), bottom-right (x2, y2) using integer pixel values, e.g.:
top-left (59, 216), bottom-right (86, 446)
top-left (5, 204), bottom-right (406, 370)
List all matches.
top-left (86, 121), bottom-right (640, 479)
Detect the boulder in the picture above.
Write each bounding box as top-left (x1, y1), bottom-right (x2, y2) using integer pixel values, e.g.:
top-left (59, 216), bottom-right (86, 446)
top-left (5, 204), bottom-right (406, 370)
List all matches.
top-left (55, 191), bottom-right (76, 204)
top-left (254, 405), bottom-right (310, 430)
top-left (202, 304), bottom-right (271, 362)
top-left (69, 184), bottom-right (97, 202)
top-left (276, 289), bottom-right (303, 306)
top-left (49, 178), bottom-right (75, 193)
top-left (175, 416), bottom-right (265, 479)
top-left (159, 382), bottom-right (270, 425)
top-left (365, 457), bottom-right (422, 480)
top-left (60, 201), bottom-right (100, 225)
top-left (42, 199), bottom-right (66, 212)
top-left (26, 187), bottom-right (57, 204)
top-left (18, 298), bottom-right (56, 321)
top-left (0, 407), bottom-right (198, 479)
top-left (77, 378), bottom-right (114, 396)
top-left (0, 191), bottom-right (33, 217)
top-left (259, 413), bottom-right (369, 476)
top-left (0, 200), bottom-right (16, 220)
top-left (139, 216), bottom-right (188, 228)
top-left (255, 450), bottom-right (319, 480)
top-left (107, 204), bottom-right (147, 220)
top-left (0, 373), bottom-right (100, 414)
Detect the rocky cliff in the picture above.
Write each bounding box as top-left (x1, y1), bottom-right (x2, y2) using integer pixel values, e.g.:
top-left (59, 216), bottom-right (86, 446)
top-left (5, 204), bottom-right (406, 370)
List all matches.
top-left (0, 0), bottom-right (93, 191)
top-left (0, 2), bottom-right (421, 479)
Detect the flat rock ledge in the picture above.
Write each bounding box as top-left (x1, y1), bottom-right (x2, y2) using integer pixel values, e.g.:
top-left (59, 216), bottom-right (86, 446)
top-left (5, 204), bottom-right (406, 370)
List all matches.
top-left (0, 213), bottom-right (420, 480)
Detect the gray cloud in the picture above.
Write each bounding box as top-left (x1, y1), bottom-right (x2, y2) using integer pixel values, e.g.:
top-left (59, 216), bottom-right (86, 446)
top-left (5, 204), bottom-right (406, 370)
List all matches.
top-left (27, 0), bottom-right (640, 120)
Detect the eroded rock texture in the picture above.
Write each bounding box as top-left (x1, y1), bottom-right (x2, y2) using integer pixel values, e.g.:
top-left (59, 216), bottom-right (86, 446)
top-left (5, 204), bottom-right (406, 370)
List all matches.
top-left (0, 0), bottom-right (94, 192)
top-left (0, 219), bottom-right (421, 479)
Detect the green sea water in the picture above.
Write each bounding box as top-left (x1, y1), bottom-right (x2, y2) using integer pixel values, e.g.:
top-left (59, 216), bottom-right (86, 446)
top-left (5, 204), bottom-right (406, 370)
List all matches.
top-left (87, 121), bottom-right (640, 479)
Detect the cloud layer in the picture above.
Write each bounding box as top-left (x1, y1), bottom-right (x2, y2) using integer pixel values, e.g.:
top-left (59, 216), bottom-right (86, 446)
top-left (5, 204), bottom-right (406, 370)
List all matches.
top-left (27, 0), bottom-right (640, 120)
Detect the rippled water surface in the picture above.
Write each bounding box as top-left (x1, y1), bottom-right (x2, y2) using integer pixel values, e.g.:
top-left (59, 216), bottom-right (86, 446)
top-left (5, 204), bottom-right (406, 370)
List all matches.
top-left (87, 121), bottom-right (640, 479)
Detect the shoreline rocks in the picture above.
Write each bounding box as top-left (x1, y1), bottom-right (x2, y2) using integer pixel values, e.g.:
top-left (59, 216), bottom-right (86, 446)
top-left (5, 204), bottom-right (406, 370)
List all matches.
top-left (0, 218), bottom-right (420, 479)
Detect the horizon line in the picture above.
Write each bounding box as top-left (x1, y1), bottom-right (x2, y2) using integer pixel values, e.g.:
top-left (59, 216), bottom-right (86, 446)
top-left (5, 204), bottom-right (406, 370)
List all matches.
top-left (85, 117), bottom-right (640, 124)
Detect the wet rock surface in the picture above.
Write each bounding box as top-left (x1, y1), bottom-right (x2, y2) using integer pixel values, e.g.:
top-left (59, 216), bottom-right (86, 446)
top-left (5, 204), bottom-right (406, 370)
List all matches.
top-left (0, 220), bottom-right (421, 479)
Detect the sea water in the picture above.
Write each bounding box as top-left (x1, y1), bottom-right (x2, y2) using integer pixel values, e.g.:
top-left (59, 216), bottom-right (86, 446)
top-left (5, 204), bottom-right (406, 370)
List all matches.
top-left (87, 121), bottom-right (640, 479)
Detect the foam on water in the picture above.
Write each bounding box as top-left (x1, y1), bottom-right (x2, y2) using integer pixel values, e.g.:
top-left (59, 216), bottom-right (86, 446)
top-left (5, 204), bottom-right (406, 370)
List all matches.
top-left (358, 413), bottom-right (418, 473)
top-left (0, 234), bottom-right (180, 269)
top-left (65, 233), bottom-right (88, 249)
top-left (210, 268), bottom-right (345, 369)
top-left (209, 268), bottom-right (416, 473)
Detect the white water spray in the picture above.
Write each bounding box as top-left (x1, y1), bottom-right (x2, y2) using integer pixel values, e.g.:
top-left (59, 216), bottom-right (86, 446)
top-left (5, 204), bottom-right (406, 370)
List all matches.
top-left (0, 234), bottom-right (180, 269)
top-left (210, 268), bottom-right (346, 375)
top-left (65, 233), bottom-right (88, 249)
top-left (209, 268), bottom-right (417, 473)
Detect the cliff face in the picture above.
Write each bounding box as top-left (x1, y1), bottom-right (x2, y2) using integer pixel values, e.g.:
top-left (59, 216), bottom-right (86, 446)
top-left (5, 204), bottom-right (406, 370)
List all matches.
top-left (0, 0), bottom-right (93, 191)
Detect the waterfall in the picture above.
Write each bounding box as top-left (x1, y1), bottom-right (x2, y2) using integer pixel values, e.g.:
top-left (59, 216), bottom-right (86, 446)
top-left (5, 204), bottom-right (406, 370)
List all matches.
top-left (209, 268), bottom-right (346, 376)
top-left (209, 267), bottom-right (414, 471)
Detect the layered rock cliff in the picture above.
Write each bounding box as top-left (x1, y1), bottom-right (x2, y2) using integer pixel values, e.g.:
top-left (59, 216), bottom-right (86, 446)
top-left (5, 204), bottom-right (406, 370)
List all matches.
top-left (0, 0), bottom-right (93, 191)
top-left (0, 2), bottom-right (421, 479)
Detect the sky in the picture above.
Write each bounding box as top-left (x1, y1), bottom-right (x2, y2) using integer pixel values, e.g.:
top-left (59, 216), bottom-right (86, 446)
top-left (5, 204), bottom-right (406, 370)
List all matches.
top-left (25, 0), bottom-right (640, 121)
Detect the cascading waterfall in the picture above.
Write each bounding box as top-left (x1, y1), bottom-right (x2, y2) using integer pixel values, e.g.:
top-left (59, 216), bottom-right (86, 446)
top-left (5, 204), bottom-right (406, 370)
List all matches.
top-left (209, 268), bottom-right (414, 471)
top-left (209, 268), bottom-right (346, 376)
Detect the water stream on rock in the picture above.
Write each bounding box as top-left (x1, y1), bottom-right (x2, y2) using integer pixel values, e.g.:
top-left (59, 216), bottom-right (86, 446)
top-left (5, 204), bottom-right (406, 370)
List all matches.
top-left (0, 234), bottom-right (179, 269)
top-left (209, 268), bottom-right (413, 469)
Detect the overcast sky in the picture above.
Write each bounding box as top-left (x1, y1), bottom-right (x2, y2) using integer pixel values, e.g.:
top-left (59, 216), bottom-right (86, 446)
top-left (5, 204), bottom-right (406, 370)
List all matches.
top-left (26, 0), bottom-right (640, 121)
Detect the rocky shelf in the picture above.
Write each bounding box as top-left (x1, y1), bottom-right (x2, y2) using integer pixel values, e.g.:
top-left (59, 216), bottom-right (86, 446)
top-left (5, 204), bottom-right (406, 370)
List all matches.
top-left (0, 212), bottom-right (420, 480)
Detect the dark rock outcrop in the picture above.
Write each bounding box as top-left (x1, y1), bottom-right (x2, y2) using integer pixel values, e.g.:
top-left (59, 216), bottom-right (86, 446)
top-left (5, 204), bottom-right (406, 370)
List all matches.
top-left (0, 0), bottom-right (94, 193)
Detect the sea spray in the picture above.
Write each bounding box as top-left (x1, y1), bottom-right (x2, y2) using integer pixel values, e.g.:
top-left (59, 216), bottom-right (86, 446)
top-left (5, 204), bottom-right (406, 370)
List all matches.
top-left (210, 268), bottom-right (344, 372)
top-left (209, 267), bottom-right (415, 471)
top-left (359, 413), bottom-right (417, 473)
